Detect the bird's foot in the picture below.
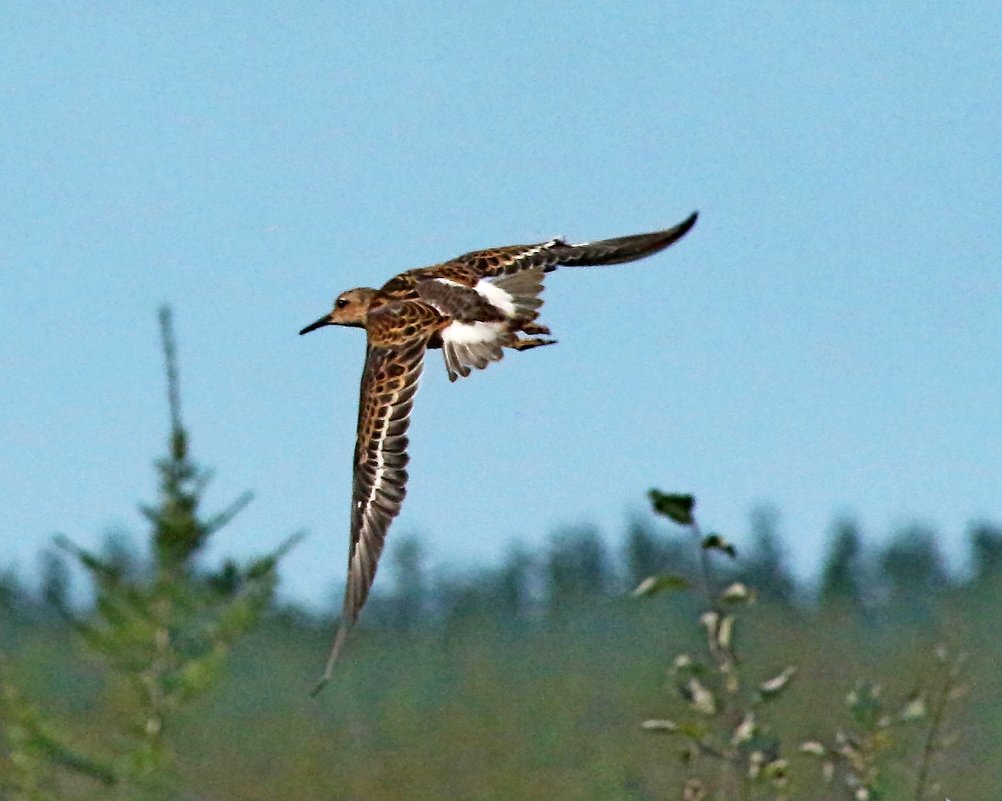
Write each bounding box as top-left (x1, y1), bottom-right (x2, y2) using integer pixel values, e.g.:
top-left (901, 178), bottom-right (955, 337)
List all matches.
top-left (521, 323), bottom-right (552, 336)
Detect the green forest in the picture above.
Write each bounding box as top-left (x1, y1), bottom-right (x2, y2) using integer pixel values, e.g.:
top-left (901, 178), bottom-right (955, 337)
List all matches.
top-left (2, 312), bottom-right (999, 801)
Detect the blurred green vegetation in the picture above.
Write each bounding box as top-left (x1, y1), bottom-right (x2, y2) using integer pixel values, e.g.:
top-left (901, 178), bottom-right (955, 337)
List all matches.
top-left (3, 527), bottom-right (1000, 800)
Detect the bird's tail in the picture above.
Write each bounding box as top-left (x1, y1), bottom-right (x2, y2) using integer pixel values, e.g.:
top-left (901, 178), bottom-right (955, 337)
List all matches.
top-left (490, 266), bottom-right (546, 323)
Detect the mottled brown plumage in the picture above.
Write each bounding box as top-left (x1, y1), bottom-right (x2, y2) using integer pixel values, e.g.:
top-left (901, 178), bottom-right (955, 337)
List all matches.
top-left (301, 211), bottom-right (698, 693)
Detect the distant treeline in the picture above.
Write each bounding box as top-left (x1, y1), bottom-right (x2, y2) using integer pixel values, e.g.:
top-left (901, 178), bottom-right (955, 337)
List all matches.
top-left (6, 304), bottom-right (998, 635)
top-left (5, 299), bottom-right (999, 639)
top-left (5, 508), bottom-right (1001, 633)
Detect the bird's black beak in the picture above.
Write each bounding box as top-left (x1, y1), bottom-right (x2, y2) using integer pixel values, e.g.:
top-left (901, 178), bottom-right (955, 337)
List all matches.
top-left (299, 314), bottom-right (332, 335)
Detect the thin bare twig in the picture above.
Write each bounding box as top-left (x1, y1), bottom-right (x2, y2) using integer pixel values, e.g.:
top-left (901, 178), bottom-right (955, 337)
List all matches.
top-left (913, 650), bottom-right (966, 801)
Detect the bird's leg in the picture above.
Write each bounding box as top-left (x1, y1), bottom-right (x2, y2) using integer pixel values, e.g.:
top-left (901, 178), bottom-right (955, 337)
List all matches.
top-left (520, 322), bottom-right (551, 336)
top-left (511, 336), bottom-right (557, 351)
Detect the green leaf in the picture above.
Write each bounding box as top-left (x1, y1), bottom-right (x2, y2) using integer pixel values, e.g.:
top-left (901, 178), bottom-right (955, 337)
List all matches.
top-left (640, 719), bottom-right (679, 734)
top-left (719, 582), bottom-right (754, 604)
top-left (676, 720), bottom-right (710, 740)
top-left (798, 741), bottom-right (827, 757)
top-left (701, 534), bottom-right (737, 558)
top-left (731, 712), bottom-right (756, 745)
top-left (648, 490), bottom-right (695, 525)
top-left (671, 654), bottom-right (708, 681)
top-left (758, 666), bottom-right (797, 701)
top-left (846, 681), bottom-right (883, 728)
top-left (899, 692), bottom-right (927, 721)
top-left (762, 758), bottom-right (788, 781)
top-left (681, 677), bottom-right (717, 715)
top-left (631, 574), bottom-right (690, 598)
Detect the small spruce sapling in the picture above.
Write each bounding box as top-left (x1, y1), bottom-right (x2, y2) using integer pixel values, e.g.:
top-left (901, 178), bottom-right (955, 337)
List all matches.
top-left (1, 307), bottom-right (300, 801)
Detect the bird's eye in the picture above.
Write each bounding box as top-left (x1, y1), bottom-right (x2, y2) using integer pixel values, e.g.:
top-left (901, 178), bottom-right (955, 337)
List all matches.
top-left (335, 297), bottom-right (350, 309)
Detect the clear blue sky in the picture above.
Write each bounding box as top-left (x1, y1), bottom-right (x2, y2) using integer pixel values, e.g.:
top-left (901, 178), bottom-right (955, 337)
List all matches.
top-left (2, 3), bottom-right (999, 607)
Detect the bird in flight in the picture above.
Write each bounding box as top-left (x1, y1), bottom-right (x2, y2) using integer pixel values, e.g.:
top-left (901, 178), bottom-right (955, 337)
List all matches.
top-left (300, 210), bottom-right (698, 693)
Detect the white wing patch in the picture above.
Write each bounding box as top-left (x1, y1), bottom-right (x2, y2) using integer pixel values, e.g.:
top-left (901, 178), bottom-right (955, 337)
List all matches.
top-left (442, 320), bottom-right (507, 346)
top-left (432, 277), bottom-right (517, 318)
top-left (475, 279), bottom-right (517, 317)
top-left (362, 427), bottom-right (387, 513)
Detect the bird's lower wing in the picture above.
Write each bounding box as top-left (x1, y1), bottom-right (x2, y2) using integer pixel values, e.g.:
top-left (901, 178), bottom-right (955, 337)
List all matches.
top-left (313, 303), bottom-right (445, 694)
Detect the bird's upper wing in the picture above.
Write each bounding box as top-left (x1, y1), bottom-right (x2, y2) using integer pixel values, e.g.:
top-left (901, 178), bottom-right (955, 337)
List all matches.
top-left (381, 211), bottom-right (699, 292)
top-left (314, 300), bottom-right (447, 693)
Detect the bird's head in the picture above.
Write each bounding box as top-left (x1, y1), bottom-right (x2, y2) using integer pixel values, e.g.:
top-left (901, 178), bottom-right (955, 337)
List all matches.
top-left (299, 288), bottom-right (378, 334)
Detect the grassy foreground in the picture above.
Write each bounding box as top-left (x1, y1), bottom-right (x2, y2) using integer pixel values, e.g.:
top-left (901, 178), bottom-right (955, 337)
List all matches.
top-left (5, 586), bottom-right (999, 801)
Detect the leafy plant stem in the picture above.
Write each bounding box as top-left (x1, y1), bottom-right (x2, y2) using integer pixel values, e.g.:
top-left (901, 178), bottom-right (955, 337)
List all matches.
top-left (690, 517), bottom-right (721, 616)
top-left (913, 651), bottom-right (964, 801)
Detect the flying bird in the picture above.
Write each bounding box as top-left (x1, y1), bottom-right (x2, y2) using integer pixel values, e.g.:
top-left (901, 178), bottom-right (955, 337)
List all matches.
top-left (300, 210), bottom-right (698, 693)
